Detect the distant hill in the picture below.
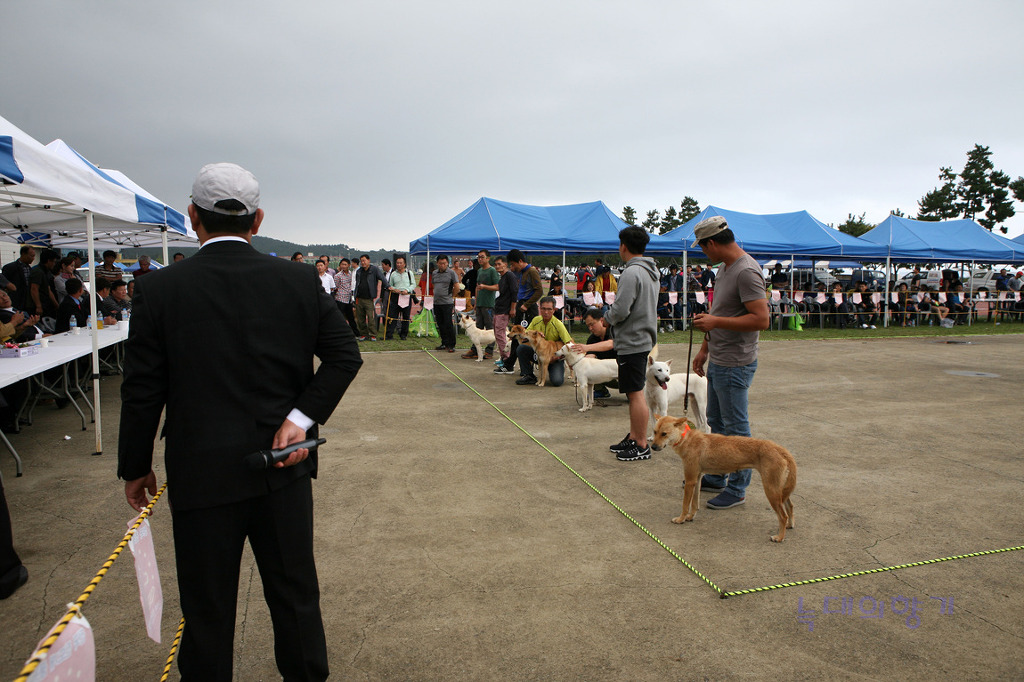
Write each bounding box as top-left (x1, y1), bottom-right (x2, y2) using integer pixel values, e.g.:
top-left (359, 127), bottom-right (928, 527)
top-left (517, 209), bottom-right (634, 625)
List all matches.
top-left (117, 236), bottom-right (409, 265)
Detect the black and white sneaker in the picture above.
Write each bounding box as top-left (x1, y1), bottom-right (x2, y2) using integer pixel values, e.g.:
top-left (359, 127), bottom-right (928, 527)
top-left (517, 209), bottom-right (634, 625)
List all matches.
top-left (609, 433), bottom-right (633, 453)
top-left (616, 441), bottom-right (651, 461)
top-left (493, 365), bottom-right (514, 374)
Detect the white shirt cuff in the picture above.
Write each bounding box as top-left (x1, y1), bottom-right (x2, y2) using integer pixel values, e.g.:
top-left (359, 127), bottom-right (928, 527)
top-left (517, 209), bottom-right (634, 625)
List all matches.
top-left (286, 408), bottom-right (315, 432)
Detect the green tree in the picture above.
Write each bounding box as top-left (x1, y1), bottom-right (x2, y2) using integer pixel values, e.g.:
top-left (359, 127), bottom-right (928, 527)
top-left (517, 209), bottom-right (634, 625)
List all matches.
top-left (641, 209), bottom-right (661, 233)
top-left (957, 144), bottom-right (996, 222)
top-left (659, 205), bottom-right (681, 234)
top-left (917, 167), bottom-right (959, 221)
top-left (890, 208), bottom-right (905, 217)
top-left (837, 212), bottom-right (874, 237)
top-left (621, 206), bottom-right (637, 226)
top-left (1010, 176), bottom-right (1024, 203)
top-left (679, 196), bottom-right (701, 223)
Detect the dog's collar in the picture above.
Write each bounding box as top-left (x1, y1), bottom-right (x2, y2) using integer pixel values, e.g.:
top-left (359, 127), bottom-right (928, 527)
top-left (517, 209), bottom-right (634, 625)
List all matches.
top-left (563, 352), bottom-right (585, 369)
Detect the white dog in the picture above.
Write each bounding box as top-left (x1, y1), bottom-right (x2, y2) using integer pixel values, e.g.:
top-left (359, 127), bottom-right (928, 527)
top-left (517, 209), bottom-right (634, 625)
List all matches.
top-left (554, 345), bottom-right (620, 412)
top-left (645, 357), bottom-right (709, 436)
top-left (458, 313), bottom-right (511, 361)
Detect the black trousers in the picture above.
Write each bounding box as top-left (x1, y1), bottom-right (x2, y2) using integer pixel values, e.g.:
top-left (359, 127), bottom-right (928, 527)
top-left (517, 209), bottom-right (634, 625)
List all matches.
top-left (386, 298), bottom-right (410, 339)
top-left (434, 303), bottom-right (456, 348)
top-left (336, 300), bottom-right (358, 337)
top-left (0, 478), bottom-right (22, 579)
top-left (171, 475), bottom-right (327, 682)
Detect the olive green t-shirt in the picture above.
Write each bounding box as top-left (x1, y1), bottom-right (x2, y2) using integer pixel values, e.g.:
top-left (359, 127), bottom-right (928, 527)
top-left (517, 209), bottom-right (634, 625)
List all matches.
top-left (475, 266), bottom-right (499, 308)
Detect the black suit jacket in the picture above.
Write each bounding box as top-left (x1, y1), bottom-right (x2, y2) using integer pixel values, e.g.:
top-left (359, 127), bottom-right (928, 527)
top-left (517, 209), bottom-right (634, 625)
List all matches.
top-left (54, 295), bottom-right (87, 333)
top-left (117, 240), bottom-right (362, 511)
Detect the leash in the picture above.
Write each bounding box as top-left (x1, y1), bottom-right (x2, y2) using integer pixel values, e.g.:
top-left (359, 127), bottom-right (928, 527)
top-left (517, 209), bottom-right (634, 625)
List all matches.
top-left (683, 322), bottom-right (694, 415)
top-left (565, 352), bottom-right (585, 408)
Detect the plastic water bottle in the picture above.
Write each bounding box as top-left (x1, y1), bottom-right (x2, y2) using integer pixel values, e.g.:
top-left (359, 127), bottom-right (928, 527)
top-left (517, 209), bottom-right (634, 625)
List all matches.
top-left (69, 316), bottom-right (77, 333)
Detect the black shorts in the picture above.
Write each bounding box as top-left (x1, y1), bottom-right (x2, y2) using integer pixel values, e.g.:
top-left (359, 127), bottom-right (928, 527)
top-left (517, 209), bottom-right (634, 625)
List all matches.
top-left (616, 351), bottom-right (649, 394)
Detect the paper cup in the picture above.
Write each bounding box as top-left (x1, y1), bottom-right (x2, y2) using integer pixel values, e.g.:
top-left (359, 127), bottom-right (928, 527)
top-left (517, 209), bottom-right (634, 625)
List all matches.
top-left (73, 327), bottom-right (80, 335)
top-left (40, 338), bottom-right (49, 348)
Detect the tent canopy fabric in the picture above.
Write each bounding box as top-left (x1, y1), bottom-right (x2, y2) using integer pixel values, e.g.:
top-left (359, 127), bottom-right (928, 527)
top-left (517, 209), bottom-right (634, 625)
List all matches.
top-left (409, 197), bottom-right (677, 256)
top-left (657, 206), bottom-right (885, 259)
top-left (860, 215), bottom-right (1024, 263)
top-left (0, 114), bottom-right (191, 248)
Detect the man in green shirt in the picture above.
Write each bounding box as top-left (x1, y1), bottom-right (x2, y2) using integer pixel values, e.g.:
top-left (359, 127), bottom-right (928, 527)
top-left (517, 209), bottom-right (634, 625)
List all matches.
top-left (515, 296), bottom-right (573, 386)
top-left (463, 249), bottom-right (500, 359)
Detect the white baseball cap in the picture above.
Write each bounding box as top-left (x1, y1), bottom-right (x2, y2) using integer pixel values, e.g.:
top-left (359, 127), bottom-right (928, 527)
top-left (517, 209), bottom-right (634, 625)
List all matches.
top-left (191, 162), bottom-right (260, 215)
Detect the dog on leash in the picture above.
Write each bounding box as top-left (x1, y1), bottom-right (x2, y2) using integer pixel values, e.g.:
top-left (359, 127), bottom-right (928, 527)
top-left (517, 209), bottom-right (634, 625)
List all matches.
top-left (650, 415), bottom-right (797, 542)
top-left (509, 328), bottom-right (565, 387)
top-left (645, 357), bottom-right (709, 436)
top-left (457, 313), bottom-right (510, 361)
top-left (553, 345), bottom-right (619, 412)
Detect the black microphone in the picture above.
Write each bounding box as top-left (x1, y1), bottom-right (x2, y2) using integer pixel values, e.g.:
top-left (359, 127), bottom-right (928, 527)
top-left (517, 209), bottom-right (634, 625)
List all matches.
top-left (245, 438), bottom-right (326, 470)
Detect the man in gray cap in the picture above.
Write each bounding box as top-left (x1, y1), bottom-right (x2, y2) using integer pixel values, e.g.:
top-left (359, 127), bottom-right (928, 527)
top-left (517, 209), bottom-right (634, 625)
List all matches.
top-left (690, 216), bottom-right (769, 510)
top-left (118, 162), bottom-right (363, 680)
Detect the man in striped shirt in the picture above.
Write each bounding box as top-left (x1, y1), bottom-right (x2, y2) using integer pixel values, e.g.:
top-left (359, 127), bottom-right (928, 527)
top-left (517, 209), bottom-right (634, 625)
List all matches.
top-left (333, 258), bottom-right (358, 336)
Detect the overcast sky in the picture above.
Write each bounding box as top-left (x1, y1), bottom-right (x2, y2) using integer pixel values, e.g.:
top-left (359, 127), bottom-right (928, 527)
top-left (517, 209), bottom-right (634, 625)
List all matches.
top-left (5, 1), bottom-right (1024, 250)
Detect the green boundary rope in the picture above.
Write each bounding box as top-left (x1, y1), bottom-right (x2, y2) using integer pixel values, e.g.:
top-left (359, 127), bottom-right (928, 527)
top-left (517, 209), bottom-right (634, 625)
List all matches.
top-left (423, 350), bottom-right (1024, 599)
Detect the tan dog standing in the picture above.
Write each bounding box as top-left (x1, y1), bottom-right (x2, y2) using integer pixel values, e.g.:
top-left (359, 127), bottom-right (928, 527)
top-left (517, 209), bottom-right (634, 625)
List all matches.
top-left (650, 415), bottom-right (797, 542)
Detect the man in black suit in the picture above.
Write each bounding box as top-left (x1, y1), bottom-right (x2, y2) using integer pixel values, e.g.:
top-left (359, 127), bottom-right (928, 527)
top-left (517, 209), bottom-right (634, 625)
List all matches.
top-left (53, 278), bottom-right (87, 333)
top-left (118, 163), bottom-right (362, 681)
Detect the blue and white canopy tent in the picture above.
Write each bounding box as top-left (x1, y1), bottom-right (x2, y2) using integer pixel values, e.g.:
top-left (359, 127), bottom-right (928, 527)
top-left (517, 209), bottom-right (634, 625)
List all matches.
top-left (45, 138), bottom-right (197, 263)
top-left (1, 113), bottom-right (193, 458)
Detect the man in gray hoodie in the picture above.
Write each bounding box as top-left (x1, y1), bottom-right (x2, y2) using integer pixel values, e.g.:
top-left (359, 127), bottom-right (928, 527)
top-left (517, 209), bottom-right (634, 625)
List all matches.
top-left (605, 226), bottom-right (660, 461)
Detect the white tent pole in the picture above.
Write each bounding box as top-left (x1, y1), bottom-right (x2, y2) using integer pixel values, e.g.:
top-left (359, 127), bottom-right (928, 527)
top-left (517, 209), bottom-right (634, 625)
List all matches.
top-left (87, 211), bottom-right (102, 456)
top-left (161, 221), bottom-right (169, 267)
top-left (969, 260), bottom-right (975, 326)
top-left (682, 249), bottom-right (688, 331)
top-left (884, 256), bottom-right (891, 328)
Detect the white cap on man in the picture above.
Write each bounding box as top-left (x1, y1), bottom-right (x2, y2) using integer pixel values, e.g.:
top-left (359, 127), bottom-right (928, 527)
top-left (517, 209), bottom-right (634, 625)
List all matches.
top-left (191, 163), bottom-right (260, 216)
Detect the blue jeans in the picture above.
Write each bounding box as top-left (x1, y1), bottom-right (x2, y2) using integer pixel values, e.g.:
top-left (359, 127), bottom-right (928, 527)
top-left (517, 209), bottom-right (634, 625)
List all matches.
top-left (702, 360), bottom-right (757, 497)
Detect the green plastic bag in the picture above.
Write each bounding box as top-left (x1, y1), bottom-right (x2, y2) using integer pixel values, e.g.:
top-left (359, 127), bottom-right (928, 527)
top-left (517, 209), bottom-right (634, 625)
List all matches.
top-left (786, 313), bottom-right (804, 331)
top-left (411, 307), bottom-right (438, 338)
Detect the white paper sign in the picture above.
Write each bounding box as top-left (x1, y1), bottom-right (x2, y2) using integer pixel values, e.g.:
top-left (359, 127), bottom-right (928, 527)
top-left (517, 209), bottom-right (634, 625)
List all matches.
top-left (833, 293), bottom-right (843, 304)
top-left (604, 292), bottom-right (615, 304)
top-left (852, 293), bottom-right (862, 304)
top-left (770, 290), bottom-right (781, 302)
top-left (938, 292), bottom-right (947, 303)
top-left (398, 294), bottom-right (410, 308)
top-left (423, 296), bottom-right (434, 311)
top-left (582, 292), bottom-right (595, 306)
top-left (668, 292), bottom-right (678, 304)
top-left (26, 611), bottom-right (95, 682)
top-left (553, 295), bottom-right (564, 310)
top-left (816, 293), bottom-right (827, 304)
top-left (128, 517), bottom-right (163, 643)
top-left (695, 292), bottom-right (706, 304)
top-left (455, 298), bottom-right (466, 311)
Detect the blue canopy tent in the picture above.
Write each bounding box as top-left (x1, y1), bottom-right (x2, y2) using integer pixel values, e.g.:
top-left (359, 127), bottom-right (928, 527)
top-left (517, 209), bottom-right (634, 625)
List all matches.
top-left (409, 197), bottom-right (677, 255)
top-left (1014, 233), bottom-right (1024, 246)
top-left (656, 206), bottom-right (887, 327)
top-left (658, 206), bottom-right (885, 259)
top-left (860, 215), bottom-right (1024, 263)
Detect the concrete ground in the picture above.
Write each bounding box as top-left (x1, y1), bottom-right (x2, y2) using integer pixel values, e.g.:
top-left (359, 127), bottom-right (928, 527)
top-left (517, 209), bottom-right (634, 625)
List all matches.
top-left (1, 335), bottom-right (1022, 681)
